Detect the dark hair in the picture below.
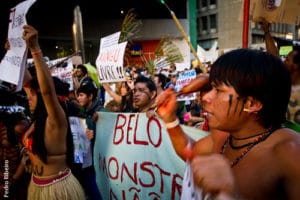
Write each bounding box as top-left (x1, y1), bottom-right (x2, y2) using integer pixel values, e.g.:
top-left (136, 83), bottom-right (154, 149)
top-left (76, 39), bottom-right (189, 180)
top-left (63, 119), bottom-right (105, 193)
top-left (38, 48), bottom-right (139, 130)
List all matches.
top-left (194, 67), bottom-right (203, 74)
top-left (0, 84), bottom-right (17, 105)
top-left (210, 48), bottom-right (291, 129)
top-left (53, 76), bottom-right (70, 96)
top-left (120, 82), bottom-right (134, 112)
top-left (155, 73), bottom-right (168, 89)
top-left (134, 75), bottom-right (157, 93)
top-left (77, 81), bottom-right (98, 100)
top-left (292, 46), bottom-right (300, 65)
top-left (76, 64), bottom-right (88, 75)
top-left (0, 111), bottom-right (27, 146)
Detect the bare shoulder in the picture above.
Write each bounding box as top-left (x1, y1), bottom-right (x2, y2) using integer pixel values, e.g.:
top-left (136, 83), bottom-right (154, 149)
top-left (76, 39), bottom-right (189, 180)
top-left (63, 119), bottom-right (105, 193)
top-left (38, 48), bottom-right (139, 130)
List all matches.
top-left (272, 128), bottom-right (300, 165)
top-left (273, 128), bottom-right (300, 149)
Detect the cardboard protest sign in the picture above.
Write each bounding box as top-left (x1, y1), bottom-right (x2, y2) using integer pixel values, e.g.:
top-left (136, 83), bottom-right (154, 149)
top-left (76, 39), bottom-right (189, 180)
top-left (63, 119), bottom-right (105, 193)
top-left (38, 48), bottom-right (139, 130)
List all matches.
top-left (0, 0), bottom-right (36, 91)
top-left (250, 0), bottom-right (300, 25)
top-left (94, 112), bottom-right (208, 199)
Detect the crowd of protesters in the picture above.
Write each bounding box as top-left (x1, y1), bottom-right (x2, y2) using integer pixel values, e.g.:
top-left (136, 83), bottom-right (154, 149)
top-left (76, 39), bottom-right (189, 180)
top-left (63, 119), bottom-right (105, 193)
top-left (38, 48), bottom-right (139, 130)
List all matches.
top-left (1, 21), bottom-right (300, 200)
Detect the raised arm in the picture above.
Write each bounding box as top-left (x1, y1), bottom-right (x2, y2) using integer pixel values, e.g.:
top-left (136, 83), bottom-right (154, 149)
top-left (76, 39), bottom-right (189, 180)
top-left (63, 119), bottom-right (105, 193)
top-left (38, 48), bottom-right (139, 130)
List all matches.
top-left (22, 25), bottom-right (67, 132)
top-left (155, 88), bottom-right (190, 159)
top-left (261, 21), bottom-right (279, 57)
top-left (155, 75), bottom-right (212, 160)
top-left (102, 82), bottom-right (122, 103)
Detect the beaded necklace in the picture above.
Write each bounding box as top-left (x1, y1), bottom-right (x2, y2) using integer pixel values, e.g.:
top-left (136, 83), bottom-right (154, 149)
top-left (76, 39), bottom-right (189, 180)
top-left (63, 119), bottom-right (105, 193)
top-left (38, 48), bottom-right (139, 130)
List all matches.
top-left (231, 129), bottom-right (271, 140)
top-left (229, 129), bottom-right (271, 149)
top-left (221, 129), bottom-right (274, 167)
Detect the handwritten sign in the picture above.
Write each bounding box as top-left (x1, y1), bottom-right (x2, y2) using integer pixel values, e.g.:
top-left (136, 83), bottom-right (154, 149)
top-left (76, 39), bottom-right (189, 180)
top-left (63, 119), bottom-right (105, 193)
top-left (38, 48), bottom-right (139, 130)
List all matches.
top-left (50, 59), bottom-right (74, 91)
top-left (94, 112), bottom-right (208, 199)
top-left (0, 0), bottom-right (36, 91)
top-left (175, 69), bottom-right (197, 102)
top-left (96, 32), bottom-right (127, 83)
top-left (99, 32), bottom-right (121, 50)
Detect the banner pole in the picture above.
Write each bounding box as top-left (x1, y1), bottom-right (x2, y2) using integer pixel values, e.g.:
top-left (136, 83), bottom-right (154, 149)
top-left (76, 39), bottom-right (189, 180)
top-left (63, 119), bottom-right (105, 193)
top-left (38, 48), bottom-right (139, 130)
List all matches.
top-left (160, 1), bottom-right (207, 73)
top-left (242, 0), bottom-right (250, 48)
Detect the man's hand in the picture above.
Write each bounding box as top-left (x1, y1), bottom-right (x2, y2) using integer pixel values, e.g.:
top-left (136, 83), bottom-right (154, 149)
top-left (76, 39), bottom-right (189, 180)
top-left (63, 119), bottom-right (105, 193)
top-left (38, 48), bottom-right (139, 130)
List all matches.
top-left (155, 88), bottom-right (178, 123)
top-left (86, 129), bottom-right (94, 140)
top-left (191, 154), bottom-right (238, 198)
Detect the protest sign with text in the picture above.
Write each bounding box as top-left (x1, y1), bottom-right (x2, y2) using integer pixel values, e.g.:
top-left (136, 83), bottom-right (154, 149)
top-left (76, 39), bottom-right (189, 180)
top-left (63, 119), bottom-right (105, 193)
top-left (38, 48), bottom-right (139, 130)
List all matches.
top-left (96, 32), bottom-right (127, 83)
top-left (94, 112), bottom-right (208, 199)
top-left (50, 58), bottom-right (74, 91)
top-left (175, 69), bottom-right (197, 102)
top-left (0, 0), bottom-right (36, 91)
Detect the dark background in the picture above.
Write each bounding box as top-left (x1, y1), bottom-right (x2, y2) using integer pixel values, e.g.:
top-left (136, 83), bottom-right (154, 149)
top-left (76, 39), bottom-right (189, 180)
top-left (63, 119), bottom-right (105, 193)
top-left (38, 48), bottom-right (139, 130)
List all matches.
top-left (0, 0), bottom-right (187, 59)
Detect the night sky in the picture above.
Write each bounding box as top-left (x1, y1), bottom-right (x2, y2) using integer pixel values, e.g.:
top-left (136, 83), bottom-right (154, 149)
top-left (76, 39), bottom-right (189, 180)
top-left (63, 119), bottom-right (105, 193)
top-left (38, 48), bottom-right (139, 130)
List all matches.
top-left (0, 0), bottom-right (186, 58)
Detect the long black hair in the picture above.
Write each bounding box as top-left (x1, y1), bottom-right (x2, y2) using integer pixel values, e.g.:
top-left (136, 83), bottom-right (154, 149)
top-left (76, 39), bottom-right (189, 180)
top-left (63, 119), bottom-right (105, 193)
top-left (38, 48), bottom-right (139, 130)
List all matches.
top-left (29, 76), bottom-right (74, 166)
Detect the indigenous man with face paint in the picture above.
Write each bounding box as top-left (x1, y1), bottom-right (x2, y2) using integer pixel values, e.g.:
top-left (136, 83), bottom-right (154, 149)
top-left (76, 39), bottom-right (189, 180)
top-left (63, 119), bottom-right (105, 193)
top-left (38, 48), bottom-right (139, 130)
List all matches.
top-left (133, 75), bottom-right (157, 112)
top-left (154, 48), bottom-right (300, 199)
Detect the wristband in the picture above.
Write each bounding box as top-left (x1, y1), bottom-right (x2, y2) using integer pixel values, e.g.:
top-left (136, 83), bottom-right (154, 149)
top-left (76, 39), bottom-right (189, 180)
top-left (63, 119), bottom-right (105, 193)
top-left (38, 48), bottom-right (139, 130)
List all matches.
top-left (31, 49), bottom-right (42, 57)
top-left (165, 118), bottom-right (180, 129)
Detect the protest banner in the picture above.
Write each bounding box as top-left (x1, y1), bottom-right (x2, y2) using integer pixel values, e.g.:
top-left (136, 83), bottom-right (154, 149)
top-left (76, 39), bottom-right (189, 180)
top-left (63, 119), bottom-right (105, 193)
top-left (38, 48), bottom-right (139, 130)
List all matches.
top-left (94, 112), bottom-right (208, 199)
top-left (250, 0), bottom-right (300, 25)
top-left (0, 0), bottom-right (36, 91)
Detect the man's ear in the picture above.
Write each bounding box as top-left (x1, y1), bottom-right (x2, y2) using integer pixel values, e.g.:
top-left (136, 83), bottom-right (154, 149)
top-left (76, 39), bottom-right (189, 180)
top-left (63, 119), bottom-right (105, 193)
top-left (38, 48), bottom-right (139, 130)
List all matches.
top-left (243, 97), bottom-right (262, 113)
top-left (150, 91), bottom-right (157, 100)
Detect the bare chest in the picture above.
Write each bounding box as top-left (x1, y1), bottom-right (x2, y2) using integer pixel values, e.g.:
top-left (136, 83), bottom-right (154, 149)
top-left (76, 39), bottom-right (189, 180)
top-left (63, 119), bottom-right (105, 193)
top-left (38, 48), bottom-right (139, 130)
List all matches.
top-left (229, 149), bottom-right (283, 199)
